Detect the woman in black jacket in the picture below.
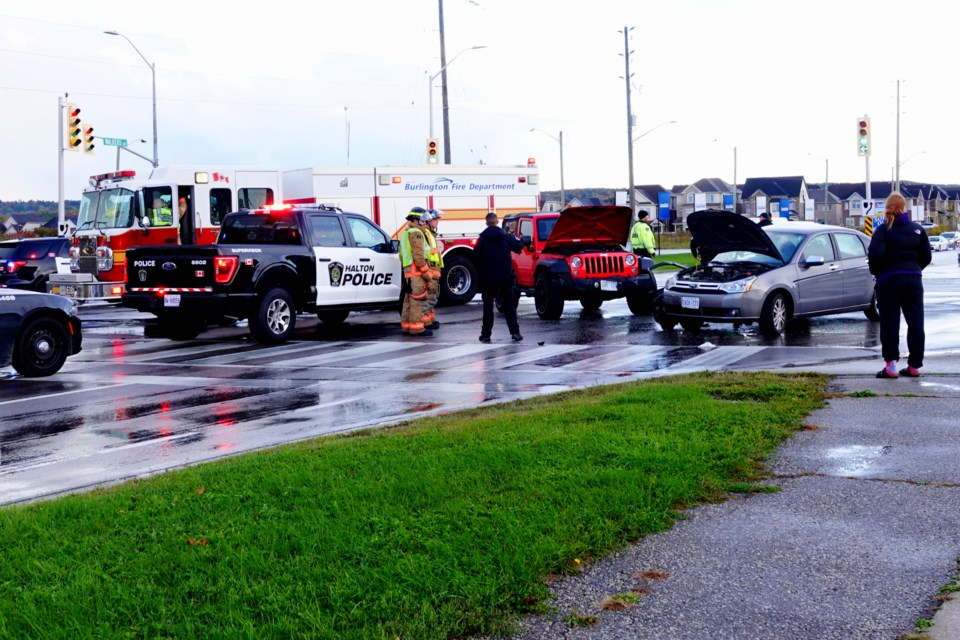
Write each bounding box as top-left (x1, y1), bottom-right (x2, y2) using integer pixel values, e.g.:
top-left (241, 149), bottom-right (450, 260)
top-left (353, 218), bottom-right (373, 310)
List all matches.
top-left (867, 193), bottom-right (932, 378)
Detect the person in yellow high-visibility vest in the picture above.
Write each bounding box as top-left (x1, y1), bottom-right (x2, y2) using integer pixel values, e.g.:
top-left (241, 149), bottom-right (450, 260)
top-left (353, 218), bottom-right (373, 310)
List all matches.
top-left (629, 210), bottom-right (657, 258)
top-left (399, 207), bottom-right (433, 337)
top-left (421, 208), bottom-right (444, 330)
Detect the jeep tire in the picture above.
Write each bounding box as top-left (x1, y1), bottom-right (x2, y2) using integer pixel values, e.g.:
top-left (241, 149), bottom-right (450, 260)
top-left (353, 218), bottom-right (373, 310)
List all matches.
top-left (534, 273), bottom-right (564, 320)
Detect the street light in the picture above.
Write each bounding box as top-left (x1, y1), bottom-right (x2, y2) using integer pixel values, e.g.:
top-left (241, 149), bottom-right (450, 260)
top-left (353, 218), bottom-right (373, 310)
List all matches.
top-left (104, 30), bottom-right (158, 168)
top-left (428, 45), bottom-right (486, 158)
top-left (529, 129), bottom-right (564, 208)
top-left (714, 139), bottom-right (738, 214)
top-left (633, 120), bottom-right (677, 143)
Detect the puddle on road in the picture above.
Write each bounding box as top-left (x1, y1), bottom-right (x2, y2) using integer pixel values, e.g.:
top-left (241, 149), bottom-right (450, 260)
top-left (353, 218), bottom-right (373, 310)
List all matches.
top-left (825, 445), bottom-right (892, 476)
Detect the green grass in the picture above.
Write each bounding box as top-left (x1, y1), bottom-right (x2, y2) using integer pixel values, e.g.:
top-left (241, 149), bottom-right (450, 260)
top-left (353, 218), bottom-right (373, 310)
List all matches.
top-left (654, 252), bottom-right (698, 270)
top-left (0, 372), bottom-right (825, 640)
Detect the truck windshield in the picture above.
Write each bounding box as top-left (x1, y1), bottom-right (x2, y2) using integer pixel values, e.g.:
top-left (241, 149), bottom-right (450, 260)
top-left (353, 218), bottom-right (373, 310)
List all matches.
top-left (77, 188), bottom-right (136, 231)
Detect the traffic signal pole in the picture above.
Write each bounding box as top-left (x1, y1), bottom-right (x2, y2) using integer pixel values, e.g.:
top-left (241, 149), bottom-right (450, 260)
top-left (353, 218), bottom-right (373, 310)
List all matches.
top-left (57, 94), bottom-right (66, 236)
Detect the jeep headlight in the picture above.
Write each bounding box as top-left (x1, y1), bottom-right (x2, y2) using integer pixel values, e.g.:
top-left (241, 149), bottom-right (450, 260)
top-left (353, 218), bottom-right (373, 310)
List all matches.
top-left (624, 254), bottom-right (637, 266)
top-left (570, 256), bottom-right (583, 269)
top-left (719, 276), bottom-right (757, 293)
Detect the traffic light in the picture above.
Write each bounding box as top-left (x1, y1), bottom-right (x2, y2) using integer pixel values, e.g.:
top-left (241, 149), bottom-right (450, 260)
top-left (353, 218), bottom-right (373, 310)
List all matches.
top-left (82, 124), bottom-right (95, 155)
top-left (426, 137), bottom-right (439, 164)
top-left (857, 116), bottom-right (871, 157)
top-left (65, 103), bottom-right (82, 152)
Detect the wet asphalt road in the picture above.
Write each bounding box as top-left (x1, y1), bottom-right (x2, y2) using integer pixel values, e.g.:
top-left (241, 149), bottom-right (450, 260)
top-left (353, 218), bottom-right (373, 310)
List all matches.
top-left (1, 250), bottom-right (958, 506)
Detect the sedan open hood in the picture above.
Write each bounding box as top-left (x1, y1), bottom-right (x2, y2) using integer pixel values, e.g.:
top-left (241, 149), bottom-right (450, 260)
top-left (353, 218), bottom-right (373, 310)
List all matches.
top-left (687, 209), bottom-right (784, 263)
top-left (544, 205), bottom-right (633, 251)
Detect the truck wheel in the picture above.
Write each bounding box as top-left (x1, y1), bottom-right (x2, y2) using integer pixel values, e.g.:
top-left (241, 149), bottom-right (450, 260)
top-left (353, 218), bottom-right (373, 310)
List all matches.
top-left (534, 273), bottom-right (564, 320)
top-left (317, 309), bottom-right (350, 325)
top-left (12, 317), bottom-right (69, 377)
top-left (250, 288), bottom-right (296, 344)
top-left (652, 293), bottom-right (677, 330)
top-left (626, 290), bottom-right (655, 316)
top-left (580, 296), bottom-right (603, 311)
top-left (157, 313), bottom-right (204, 340)
top-left (759, 292), bottom-right (788, 336)
top-left (440, 255), bottom-right (478, 305)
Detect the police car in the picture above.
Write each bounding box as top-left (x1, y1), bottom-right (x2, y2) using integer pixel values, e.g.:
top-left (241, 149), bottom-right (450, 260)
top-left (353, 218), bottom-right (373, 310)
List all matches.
top-left (121, 205), bottom-right (402, 343)
top-left (1, 288), bottom-right (82, 376)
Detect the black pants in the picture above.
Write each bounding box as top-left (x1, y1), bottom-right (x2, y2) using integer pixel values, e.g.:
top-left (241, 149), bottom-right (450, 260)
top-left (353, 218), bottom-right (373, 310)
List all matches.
top-left (480, 283), bottom-right (520, 338)
top-left (876, 274), bottom-right (925, 368)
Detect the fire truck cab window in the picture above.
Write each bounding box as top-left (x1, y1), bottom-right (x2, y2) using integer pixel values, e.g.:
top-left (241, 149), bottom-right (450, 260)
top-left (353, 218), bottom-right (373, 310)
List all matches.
top-left (209, 188), bottom-right (232, 226)
top-left (145, 188), bottom-right (174, 227)
top-left (238, 188), bottom-right (274, 210)
top-left (77, 188), bottom-right (137, 231)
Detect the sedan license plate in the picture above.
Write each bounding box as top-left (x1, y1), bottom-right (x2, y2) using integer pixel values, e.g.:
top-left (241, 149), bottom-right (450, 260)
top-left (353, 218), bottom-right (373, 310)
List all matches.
top-left (681, 296), bottom-right (700, 310)
top-left (600, 280), bottom-right (618, 292)
top-left (164, 294), bottom-right (181, 308)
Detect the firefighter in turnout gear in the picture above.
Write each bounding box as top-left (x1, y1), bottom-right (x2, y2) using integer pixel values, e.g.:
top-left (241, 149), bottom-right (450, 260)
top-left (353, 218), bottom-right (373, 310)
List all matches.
top-left (421, 208), bottom-right (444, 330)
top-left (629, 210), bottom-right (657, 258)
top-left (400, 207), bottom-right (433, 337)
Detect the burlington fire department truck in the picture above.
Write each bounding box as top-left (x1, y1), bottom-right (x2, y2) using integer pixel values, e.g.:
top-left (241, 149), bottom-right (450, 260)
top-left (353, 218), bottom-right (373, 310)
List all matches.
top-left (282, 162), bottom-right (541, 303)
top-left (48, 166), bottom-right (282, 302)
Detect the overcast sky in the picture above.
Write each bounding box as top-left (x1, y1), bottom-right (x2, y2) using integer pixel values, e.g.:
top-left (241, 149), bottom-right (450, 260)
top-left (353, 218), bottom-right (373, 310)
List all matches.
top-left (1, 0), bottom-right (954, 201)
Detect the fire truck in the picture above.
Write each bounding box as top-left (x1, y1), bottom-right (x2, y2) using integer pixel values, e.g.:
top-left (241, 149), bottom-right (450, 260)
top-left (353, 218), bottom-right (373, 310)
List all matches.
top-left (282, 162), bottom-right (541, 303)
top-left (48, 166), bottom-right (282, 302)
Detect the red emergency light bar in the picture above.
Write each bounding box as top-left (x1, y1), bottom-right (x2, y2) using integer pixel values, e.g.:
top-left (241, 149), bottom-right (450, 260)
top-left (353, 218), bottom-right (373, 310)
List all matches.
top-left (262, 204), bottom-right (293, 212)
top-left (89, 170), bottom-right (136, 186)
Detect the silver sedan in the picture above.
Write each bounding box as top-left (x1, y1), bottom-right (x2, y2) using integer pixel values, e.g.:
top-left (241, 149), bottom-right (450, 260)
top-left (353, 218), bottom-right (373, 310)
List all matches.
top-left (656, 210), bottom-right (879, 336)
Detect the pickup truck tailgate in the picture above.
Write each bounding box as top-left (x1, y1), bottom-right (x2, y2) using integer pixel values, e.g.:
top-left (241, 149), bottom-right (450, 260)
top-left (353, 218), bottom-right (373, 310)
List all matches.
top-left (126, 246), bottom-right (224, 289)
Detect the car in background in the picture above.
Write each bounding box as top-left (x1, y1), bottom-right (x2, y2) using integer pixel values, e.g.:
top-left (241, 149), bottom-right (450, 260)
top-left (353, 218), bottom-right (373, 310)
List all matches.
top-left (920, 221), bottom-right (936, 230)
top-left (0, 237), bottom-right (72, 292)
top-left (656, 210), bottom-right (879, 336)
top-left (928, 235), bottom-right (949, 252)
top-left (0, 288), bottom-right (82, 376)
top-left (939, 231), bottom-right (957, 249)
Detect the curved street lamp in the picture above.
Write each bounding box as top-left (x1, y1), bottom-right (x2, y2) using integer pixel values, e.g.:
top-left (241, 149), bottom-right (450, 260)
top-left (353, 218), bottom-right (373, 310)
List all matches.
top-left (104, 30), bottom-right (158, 167)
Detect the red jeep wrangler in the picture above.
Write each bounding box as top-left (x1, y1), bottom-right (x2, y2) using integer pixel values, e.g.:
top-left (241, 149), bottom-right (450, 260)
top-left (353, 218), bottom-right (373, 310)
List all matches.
top-left (501, 205), bottom-right (657, 319)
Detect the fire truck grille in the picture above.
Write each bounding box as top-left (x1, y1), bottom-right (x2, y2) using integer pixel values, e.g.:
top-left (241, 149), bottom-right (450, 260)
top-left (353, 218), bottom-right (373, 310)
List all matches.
top-left (583, 255), bottom-right (625, 276)
top-left (77, 237), bottom-right (98, 275)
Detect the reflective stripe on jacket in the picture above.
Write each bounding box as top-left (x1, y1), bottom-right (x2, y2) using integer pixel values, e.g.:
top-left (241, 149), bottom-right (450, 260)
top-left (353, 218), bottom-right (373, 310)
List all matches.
top-left (400, 226), bottom-right (428, 273)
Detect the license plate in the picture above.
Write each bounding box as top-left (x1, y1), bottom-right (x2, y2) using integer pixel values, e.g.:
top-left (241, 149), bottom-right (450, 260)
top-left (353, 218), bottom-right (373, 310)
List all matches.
top-left (681, 296), bottom-right (700, 310)
top-left (600, 280), bottom-right (618, 292)
top-left (164, 294), bottom-right (181, 307)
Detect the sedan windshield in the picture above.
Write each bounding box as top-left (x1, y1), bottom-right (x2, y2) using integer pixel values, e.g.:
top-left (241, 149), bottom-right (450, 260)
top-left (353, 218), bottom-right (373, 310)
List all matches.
top-left (762, 230), bottom-right (806, 263)
top-left (709, 250), bottom-right (782, 267)
top-left (77, 188), bottom-right (136, 231)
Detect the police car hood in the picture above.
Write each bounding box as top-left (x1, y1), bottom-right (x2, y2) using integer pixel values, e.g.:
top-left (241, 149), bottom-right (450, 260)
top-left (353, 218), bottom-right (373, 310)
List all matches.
top-left (687, 209), bottom-right (784, 263)
top-left (544, 205), bottom-right (632, 251)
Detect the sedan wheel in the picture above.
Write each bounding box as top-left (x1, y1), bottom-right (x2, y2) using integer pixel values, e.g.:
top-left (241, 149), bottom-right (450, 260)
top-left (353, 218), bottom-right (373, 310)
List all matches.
top-left (759, 292), bottom-right (789, 336)
top-left (12, 317), bottom-right (69, 377)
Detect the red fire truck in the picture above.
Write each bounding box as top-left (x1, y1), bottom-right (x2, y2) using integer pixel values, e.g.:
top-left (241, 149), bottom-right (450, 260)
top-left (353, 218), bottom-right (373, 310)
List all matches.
top-left (283, 162), bottom-right (540, 303)
top-left (48, 166), bottom-right (282, 301)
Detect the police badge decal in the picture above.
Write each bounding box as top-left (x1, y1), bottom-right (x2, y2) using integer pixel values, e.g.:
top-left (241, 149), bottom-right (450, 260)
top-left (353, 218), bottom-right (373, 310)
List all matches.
top-left (329, 262), bottom-right (344, 287)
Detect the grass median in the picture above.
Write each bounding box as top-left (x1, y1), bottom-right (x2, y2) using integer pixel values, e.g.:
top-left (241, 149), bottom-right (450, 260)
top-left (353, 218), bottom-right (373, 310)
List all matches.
top-left (0, 371), bottom-right (825, 639)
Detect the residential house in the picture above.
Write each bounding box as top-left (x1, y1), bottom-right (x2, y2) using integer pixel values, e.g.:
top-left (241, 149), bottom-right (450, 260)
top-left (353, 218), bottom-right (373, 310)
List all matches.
top-left (739, 176), bottom-right (808, 221)
top-left (805, 185), bottom-right (842, 225)
top-left (670, 178), bottom-right (735, 229)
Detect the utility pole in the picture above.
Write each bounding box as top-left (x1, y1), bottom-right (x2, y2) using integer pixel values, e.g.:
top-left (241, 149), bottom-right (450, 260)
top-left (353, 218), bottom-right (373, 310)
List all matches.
top-left (894, 79), bottom-right (901, 193)
top-left (438, 0), bottom-right (452, 164)
top-left (622, 26), bottom-right (635, 216)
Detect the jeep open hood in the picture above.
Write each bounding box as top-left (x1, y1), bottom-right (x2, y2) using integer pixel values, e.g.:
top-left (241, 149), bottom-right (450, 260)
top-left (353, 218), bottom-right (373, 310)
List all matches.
top-left (543, 205), bottom-right (633, 251)
top-left (687, 209), bottom-right (783, 263)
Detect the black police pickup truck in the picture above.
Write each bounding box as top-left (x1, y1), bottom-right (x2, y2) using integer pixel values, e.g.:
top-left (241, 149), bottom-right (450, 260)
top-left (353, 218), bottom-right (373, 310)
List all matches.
top-left (121, 205), bottom-right (402, 343)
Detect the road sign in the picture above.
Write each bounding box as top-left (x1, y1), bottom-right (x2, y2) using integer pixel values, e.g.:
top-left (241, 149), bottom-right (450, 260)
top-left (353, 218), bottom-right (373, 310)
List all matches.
top-left (101, 137), bottom-right (128, 147)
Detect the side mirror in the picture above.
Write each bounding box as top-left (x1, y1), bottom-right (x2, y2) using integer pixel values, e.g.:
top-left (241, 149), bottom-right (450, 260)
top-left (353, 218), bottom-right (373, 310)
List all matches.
top-left (802, 255), bottom-right (825, 268)
top-left (390, 239), bottom-right (400, 253)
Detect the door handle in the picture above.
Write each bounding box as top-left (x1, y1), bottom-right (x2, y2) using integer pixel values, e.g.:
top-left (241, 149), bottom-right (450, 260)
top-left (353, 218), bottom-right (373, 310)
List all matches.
top-left (317, 258), bottom-right (331, 262)
top-left (359, 258), bottom-right (371, 262)
top-left (828, 264), bottom-right (838, 271)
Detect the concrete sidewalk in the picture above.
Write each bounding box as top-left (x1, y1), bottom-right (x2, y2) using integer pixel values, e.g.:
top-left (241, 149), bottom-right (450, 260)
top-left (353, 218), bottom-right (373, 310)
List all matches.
top-left (502, 353), bottom-right (960, 639)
